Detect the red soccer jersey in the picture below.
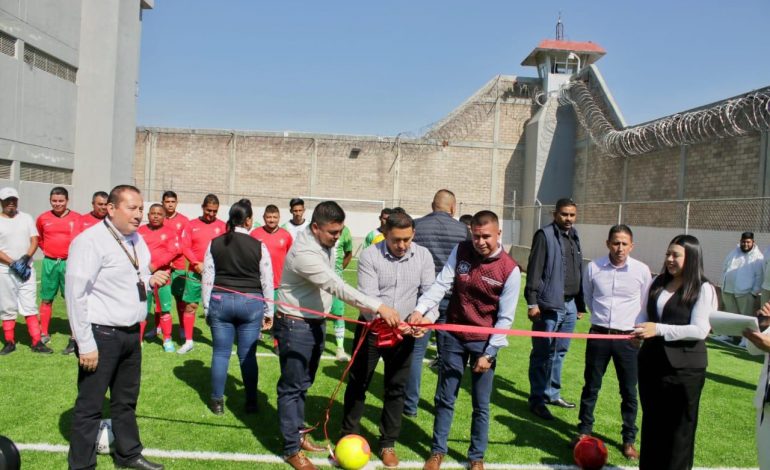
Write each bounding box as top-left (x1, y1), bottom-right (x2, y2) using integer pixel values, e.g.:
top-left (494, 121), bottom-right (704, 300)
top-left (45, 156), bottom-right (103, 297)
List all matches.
top-left (166, 212), bottom-right (190, 270)
top-left (251, 226), bottom-right (293, 287)
top-left (138, 224), bottom-right (179, 271)
top-left (182, 217), bottom-right (226, 266)
top-left (36, 209), bottom-right (82, 259)
top-left (78, 212), bottom-right (104, 233)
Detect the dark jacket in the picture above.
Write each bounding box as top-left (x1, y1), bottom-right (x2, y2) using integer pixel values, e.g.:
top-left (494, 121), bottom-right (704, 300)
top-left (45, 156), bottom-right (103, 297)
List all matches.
top-left (413, 211), bottom-right (470, 275)
top-left (524, 222), bottom-right (585, 312)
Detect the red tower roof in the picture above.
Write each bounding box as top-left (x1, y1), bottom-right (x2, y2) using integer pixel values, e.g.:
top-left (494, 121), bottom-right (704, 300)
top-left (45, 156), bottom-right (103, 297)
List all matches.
top-left (521, 39), bottom-right (606, 66)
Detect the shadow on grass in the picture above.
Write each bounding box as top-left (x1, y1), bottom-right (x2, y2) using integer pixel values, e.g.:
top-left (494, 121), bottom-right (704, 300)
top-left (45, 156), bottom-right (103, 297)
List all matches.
top-left (172, 359), bottom-right (282, 453)
top-left (705, 370), bottom-right (757, 391)
top-left (707, 339), bottom-right (763, 363)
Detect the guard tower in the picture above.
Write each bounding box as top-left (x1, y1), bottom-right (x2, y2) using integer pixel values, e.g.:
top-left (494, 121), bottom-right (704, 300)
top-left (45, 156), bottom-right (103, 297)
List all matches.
top-left (520, 23), bottom-right (605, 94)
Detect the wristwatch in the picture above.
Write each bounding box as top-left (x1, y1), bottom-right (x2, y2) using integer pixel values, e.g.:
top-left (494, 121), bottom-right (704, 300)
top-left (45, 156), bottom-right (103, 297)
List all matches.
top-left (481, 353), bottom-right (496, 363)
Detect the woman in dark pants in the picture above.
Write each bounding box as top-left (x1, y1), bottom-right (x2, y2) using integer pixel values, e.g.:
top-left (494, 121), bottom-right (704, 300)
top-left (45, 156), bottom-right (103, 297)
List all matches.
top-left (202, 199), bottom-right (274, 415)
top-left (634, 234), bottom-right (716, 470)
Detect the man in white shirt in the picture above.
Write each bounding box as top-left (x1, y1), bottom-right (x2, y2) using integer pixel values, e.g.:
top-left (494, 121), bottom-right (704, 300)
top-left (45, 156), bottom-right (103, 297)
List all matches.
top-left (281, 198), bottom-right (310, 240)
top-left (66, 185), bottom-right (169, 470)
top-left (722, 232), bottom-right (763, 317)
top-left (0, 187), bottom-right (52, 355)
top-left (575, 224), bottom-right (651, 460)
top-left (743, 303), bottom-right (770, 470)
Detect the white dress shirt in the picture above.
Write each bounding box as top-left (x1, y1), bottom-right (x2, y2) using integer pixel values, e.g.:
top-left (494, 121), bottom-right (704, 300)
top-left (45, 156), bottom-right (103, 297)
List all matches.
top-left (414, 244), bottom-right (521, 356)
top-left (201, 226), bottom-right (274, 318)
top-left (636, 282), bottom-right (716, 341)
top-left (583, 255), bottom-right (652, 331)
top-left (65, 219), bottom-right (153, 354)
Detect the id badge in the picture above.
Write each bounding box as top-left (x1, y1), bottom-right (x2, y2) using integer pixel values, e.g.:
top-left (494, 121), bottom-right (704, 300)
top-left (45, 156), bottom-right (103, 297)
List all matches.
top-left (137, 280), bottom-right (147, 302)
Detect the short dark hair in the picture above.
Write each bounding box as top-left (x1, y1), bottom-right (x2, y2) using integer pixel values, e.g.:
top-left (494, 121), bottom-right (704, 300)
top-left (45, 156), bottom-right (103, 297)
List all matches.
top-left (459, 214), bottom-right (473, 225)
top-left (385, 212), bottom-right (414, 231)
top-left (608, 224), bottom-right (633, 240)
top-left (162, 190), bottom-right (178, 201)
top-left (311, 201), bottom-right (345, 225)
top-left (202, 193), bottom-right (219, 207)
top-left (264, 204), bottom-right (280, 214)
top-left (225, 200), bottom-right (253, 244)
top-left (380, 208), bottom-right (393, 217)
top-left (108, 185), bottom-right (141, 206)
top-left (50, 187), bottom-right (69, 199)
top-left (471, 210), bottom-right (499, 227)
top-left (741, 231), bottom-right (755, 240)
top-left (149, 203), bottom-right (164, 211)
top-left (289, 198), bottom-right (305, 209)
top-left (92, 191), bottom-right (108, 202)
top-left (555, 198), bottom-right (577, 211)
top-left (391, 207), bottom-right (406, 214)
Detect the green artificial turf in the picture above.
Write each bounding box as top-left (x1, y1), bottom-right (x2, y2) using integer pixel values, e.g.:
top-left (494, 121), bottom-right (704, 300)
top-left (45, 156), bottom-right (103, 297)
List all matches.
top-left (0, 262), bottom-right (763, 468)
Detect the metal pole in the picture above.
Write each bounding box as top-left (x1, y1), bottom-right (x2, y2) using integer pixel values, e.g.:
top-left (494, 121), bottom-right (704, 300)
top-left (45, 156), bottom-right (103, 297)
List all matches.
top-left (684, 201), bottom-right (690, 234)
top-left (618, 203), bottom-right (622, 225)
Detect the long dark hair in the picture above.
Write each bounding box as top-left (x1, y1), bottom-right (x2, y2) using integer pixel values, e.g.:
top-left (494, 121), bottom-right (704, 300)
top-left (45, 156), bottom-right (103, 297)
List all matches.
top-left (225, 199), bottom-right (252, 244)
top-left (649, 234), bottom-right (709, 308)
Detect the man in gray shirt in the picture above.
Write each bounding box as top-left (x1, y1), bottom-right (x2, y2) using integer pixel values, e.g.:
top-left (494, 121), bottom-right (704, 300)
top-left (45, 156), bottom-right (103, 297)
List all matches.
top-left (275, 201), bottom-right (400, 470)
top-left (340, 212), bottom-right (436, 469)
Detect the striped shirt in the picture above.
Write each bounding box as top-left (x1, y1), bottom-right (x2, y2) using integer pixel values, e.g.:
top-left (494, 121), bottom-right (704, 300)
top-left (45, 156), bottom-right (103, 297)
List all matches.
top-left (357, 241), bottom-right (437, 321)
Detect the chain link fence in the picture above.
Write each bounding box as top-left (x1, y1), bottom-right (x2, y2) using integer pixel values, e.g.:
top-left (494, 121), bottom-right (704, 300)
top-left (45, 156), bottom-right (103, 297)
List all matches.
top-left (514, 197), bottom-right (770, 284)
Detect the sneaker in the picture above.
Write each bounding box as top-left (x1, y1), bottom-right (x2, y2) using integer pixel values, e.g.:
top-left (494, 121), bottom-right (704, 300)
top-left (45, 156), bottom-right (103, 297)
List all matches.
top-left (31, 342), bottom-right (54, 354)
top-left (177, 341), bottom-right (194, 355)
top-left (335, 348), bottom-right (350, 362)
top-left (380, 447), bottom-right (399, 468)
top-left (0, 342), bottom-right (16, 355)
top-left (163, 339), bottom-right (176, 353)
top-left (208, 398), bottom-right (224, 415)
top-left (62, 338), bottom-right (76, 355)
top-left (40, 334), bottom-right (51, 344)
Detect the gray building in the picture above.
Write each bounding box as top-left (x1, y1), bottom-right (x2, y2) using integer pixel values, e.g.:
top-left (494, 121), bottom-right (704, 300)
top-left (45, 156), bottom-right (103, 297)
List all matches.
top-left (0, 0), bottom-right (152, 216)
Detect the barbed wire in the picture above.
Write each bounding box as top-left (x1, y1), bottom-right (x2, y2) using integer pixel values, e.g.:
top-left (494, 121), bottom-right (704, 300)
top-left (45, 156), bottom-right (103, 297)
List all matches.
top-left (561, 80), bottom-right (770, 157)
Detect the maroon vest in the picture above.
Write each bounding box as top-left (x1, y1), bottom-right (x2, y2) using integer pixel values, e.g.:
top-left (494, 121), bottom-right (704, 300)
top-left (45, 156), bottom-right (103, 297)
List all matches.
top-left (446, 241), bottom-right (518, 342)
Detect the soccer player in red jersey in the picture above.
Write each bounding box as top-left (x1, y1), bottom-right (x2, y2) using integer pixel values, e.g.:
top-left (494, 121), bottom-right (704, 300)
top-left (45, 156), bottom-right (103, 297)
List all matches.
top-left (162, 190), bottom-right (190, 341)
top-left (77, 191), bottom-right (108, 233)
top-left (138, 204), bottom-right (179, 352)
top-left (179, 193), bottom-right (225, 354)
top-left (36, 187), bottom-right (81, 354)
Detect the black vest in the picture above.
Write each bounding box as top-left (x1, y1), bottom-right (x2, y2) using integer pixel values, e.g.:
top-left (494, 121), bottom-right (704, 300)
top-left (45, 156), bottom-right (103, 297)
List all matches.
top-left (640, 286), bottom-right (708, 369)
top-left (210, 232), bottom-right (263, 294)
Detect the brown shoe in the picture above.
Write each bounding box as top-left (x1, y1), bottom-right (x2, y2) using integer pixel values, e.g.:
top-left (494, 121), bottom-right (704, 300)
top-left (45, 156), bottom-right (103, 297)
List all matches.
top-left (423, 453), bottom-right (443, 470)
top-left (380, 447), bottom-right (399, 468)
top-left (284, 451), bottom-right (317, 470)
top-left (569, 433), bottom-right (591, 449)
top-left (469, 459), bottom-right (484, 470)
top-left (300, 434), bottom-right (326, 453)
top-left (622, 443), bottom-right (639, 460)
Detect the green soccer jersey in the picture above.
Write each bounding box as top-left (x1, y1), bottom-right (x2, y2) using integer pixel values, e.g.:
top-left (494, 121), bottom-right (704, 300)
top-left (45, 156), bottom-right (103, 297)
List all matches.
top-left (335, 226), bottom-right (353, 274)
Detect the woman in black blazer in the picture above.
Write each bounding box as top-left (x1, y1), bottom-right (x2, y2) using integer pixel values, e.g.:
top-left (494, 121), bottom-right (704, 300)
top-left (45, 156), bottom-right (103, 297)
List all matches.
top-left (634, 234), bottom-right (716, 470)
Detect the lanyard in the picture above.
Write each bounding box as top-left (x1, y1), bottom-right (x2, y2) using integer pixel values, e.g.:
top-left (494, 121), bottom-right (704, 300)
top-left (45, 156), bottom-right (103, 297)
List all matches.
top-left (103, 220), bottom-right (140, 277)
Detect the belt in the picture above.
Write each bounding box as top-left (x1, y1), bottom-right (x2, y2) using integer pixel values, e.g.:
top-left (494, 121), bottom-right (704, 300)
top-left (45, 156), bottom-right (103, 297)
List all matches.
top-left (275, 312), bottom-right (324, 324)
top-left (93, 323), bottom-right (140, 333)
top-left (590, 325), bottom-right (634, 335)
top-left (44, 256), bottom-right (67, 261)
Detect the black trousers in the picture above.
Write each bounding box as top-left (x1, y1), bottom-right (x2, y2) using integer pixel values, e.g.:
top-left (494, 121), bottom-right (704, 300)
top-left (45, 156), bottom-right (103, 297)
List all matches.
top-left (341, 321), bottom-right (415, 448)
top-left (638, 345), bottom-right (705, 470)
top-left (577, 330), bottom-right (639, 443)
top-left (68, 324), bottom-right (143, 470)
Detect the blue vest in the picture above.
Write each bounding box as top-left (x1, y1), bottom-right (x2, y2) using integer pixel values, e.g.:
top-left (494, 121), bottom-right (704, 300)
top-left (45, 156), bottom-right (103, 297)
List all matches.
top-left (414, 211), bottom-right (469, 275)
top-left (536, 222), bottom-right (581, 311)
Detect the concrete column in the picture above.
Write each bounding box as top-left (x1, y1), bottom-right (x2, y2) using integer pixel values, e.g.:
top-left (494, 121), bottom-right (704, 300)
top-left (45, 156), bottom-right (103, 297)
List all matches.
top-left (227, 133), bottom-right (237, 204)
top-left (309, 138), bottom-right (317, 197)
top-left (391, 141), bottom-right (401, 207)
top-left (677, 144), bottom-right (687, 199)
top-left (143, 130), bottom-right (153, 196)
top-left (759, 131), bottom-right (769, 196)
top-left (489, 98), bottom-right (501, 207)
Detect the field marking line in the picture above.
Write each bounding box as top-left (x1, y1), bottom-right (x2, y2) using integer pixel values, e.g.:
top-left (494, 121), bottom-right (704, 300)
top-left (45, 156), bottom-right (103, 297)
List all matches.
top-left (15, 443), bottom-right (759, 469)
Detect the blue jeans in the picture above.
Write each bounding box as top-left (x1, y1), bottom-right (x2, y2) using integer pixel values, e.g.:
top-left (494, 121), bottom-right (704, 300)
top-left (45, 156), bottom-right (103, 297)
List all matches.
top-left (274, 315), bottom-right (325, 456)
top-left (431, 330), bottom-right (494, 461)
top-left (404, 297), bottom-right (449, 415)
top-left (208, 292), bottom-right (264, 403)
top-left (528, 299), bottom-right (577, 406)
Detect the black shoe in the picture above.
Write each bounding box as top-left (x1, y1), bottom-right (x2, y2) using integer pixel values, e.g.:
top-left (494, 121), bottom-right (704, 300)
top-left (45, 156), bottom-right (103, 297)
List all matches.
top-left (245, 400), bottom-right (258, 414)
top-left (547, 398), bottom-right (576, 409)
top-left (62, 338), bottom-right (76, 355)
top-left (0, 342), bottom-right (16, 355)
top-left (208, 398), bottom-right (224, 415)
top-left (31, 342), bottom-right (54, 354)
top-left (529, 403), bottom-right (554, 420)
top-left (402, 410), bottom-right (417, 418)
top-left (117, 455), bottom-right (164, 470)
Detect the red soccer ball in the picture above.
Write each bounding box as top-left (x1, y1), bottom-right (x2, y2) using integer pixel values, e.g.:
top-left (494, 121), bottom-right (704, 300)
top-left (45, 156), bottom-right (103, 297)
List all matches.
top-left (573, 435), bottom-right (608, 470)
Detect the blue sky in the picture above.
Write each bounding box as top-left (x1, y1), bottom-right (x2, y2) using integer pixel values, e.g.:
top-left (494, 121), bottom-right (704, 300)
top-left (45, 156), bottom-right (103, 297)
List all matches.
top-left (137, 0), bottom-right (770, 136)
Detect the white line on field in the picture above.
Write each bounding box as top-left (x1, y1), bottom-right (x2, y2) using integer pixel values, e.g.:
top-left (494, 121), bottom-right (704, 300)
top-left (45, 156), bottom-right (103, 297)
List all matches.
top-left (15, 443), bottom-right (758, 470)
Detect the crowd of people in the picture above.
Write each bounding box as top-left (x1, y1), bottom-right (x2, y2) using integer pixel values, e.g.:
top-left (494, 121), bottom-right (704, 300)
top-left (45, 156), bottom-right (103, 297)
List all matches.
top-left (0, 185), bottom-right (769, 470)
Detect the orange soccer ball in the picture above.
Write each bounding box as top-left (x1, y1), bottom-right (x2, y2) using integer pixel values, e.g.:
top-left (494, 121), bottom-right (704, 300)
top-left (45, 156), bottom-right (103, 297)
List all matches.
top-left (573, 435), bottom-right (608, 470)
top-left (334, 434), bottom-right (371, 470)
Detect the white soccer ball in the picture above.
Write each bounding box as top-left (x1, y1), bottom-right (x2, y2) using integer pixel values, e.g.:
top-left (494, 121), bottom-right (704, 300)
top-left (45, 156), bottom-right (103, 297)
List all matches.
top-left (95, 419), bottom-right (114, 454)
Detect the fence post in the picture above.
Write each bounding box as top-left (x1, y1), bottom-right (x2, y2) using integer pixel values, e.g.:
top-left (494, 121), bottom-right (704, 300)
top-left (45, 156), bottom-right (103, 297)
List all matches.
top-left (618, 203), bottom-right (623, 225)
top-left (684, 201), bottom-right (690, 234)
